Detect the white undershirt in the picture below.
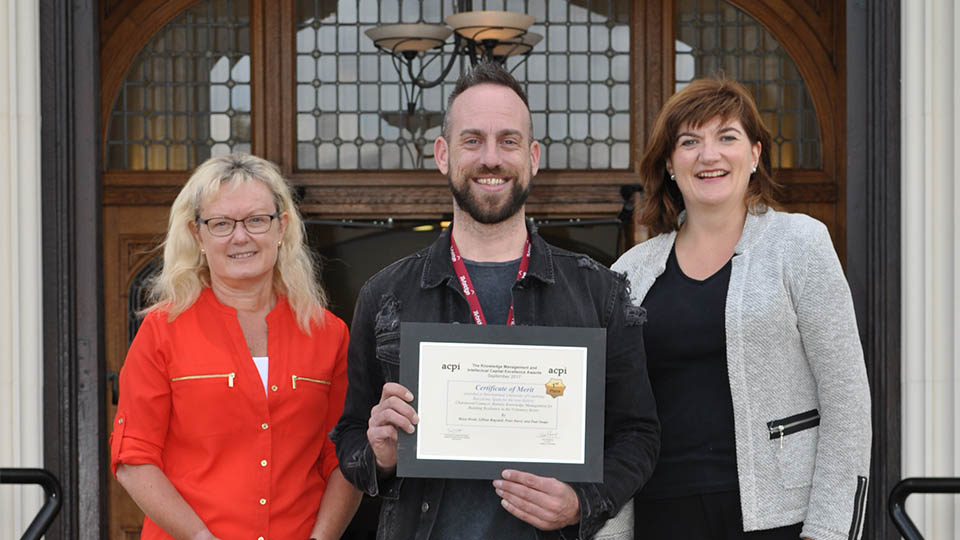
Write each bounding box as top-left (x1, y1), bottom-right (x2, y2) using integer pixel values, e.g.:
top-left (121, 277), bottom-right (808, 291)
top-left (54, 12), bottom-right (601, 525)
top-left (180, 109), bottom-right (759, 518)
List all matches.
top-left (252, 356), bottom-right (269, 396)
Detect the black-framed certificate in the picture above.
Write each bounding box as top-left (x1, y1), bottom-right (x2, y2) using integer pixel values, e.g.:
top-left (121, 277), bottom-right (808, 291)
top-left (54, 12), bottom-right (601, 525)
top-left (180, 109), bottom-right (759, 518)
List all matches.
top-left (397, 322), bottom-right (606, 482)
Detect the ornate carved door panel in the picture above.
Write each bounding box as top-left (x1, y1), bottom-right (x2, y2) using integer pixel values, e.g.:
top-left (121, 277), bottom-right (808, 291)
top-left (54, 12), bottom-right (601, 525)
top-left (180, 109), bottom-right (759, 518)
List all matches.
top-left (103, 204), bottom-right (168, 539)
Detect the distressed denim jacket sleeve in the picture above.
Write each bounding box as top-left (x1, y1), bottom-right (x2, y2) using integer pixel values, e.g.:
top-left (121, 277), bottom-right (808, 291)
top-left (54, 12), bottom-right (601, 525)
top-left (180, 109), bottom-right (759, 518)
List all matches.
top-left (331, 281), bottom-right (402, 498)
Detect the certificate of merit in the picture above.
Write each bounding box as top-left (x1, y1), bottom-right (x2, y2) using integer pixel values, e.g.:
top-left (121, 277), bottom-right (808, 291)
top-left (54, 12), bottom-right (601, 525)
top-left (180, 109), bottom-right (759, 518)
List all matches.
top-left (397, 322), bottom-right (606, 482)
top-left (417, 342), bottom-right (586, 464)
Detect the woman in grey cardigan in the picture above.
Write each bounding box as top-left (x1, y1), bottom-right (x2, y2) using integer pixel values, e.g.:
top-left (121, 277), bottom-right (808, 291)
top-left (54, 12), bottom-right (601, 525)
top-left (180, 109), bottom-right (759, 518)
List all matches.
top-left (612, 78), bottom-right (870, 540)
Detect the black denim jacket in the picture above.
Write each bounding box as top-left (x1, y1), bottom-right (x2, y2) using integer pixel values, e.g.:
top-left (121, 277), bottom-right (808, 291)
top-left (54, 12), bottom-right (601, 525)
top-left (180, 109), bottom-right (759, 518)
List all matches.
top-left (332, 222), bottom-right (660, 540)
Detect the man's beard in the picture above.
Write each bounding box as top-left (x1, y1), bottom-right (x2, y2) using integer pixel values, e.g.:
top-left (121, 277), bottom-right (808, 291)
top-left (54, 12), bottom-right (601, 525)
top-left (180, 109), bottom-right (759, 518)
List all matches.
top-left (448, 167), bottom-right (531, 225)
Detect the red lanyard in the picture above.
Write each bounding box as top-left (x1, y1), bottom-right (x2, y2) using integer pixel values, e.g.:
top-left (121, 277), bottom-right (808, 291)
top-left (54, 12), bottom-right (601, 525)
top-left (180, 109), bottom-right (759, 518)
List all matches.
top-left (449, 234), bottom-right (531, 326)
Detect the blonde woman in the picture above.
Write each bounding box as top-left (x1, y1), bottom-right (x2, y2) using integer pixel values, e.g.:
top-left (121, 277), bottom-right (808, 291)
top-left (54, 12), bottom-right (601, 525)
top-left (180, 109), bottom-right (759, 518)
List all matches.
top-left (110, 153), bottom-right (361, 539)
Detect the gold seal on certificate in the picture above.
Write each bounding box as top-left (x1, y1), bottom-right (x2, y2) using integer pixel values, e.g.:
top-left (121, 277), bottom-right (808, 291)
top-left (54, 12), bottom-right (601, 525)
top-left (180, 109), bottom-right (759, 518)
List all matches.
top-left (397, 322), bottom-right (606, 482)
top-left (545, 378), bottom-right (566, 398)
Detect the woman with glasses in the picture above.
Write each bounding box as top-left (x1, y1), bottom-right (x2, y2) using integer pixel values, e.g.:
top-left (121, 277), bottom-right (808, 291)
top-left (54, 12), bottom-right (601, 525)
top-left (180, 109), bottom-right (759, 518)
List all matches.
top-left (110, 153), bottom-right (361, 540)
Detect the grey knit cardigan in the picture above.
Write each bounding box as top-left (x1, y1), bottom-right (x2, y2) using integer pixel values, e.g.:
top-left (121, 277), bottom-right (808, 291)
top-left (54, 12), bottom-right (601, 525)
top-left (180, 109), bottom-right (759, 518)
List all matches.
top-left (612, 209), bottom-right (871, 540)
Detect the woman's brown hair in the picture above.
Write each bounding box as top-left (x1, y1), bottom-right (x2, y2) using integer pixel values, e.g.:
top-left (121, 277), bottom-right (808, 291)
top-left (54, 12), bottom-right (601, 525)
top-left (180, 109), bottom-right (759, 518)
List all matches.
top-left (639, 77), bottom-right (779, 236)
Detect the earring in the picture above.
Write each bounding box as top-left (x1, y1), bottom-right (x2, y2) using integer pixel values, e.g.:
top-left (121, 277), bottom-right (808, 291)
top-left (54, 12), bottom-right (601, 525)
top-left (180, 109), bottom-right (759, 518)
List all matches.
top-left (751, 165), bottom-right (757, 174)
top-left (669, 173), bottom-right (676, 182)
top-left (200, 248), bottom-right (205, 256)
top-left (277, 240), bottom-right (282, 248)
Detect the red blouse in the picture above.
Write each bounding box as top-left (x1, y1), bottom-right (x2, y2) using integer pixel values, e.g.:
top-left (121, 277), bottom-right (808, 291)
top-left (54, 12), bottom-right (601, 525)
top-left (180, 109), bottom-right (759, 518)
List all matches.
top-left (110, 288), bottom-right (349, 540)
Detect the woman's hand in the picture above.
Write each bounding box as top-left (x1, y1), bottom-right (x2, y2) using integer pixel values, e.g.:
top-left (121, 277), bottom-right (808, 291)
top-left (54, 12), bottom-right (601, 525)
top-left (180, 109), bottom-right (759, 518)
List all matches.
top-left (189, 529), bottom-right (221, 540)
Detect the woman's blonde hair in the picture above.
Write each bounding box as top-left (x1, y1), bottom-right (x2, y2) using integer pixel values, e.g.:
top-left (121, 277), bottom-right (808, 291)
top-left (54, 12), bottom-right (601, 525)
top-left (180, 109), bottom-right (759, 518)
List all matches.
top-left (146, 153), bottom-right (327, 333)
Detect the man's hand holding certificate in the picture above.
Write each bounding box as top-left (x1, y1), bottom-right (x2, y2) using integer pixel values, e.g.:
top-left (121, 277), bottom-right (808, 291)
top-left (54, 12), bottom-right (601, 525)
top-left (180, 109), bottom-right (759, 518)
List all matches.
top-left (367, 382), bottom-right (419, 472)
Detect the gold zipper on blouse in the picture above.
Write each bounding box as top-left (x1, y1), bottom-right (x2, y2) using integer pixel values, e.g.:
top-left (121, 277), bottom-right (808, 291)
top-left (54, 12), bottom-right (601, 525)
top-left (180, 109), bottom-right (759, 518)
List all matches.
top-left (291, 375), bottom-right (331, 389)
top-left (170, 372), bottom-right (236, 387)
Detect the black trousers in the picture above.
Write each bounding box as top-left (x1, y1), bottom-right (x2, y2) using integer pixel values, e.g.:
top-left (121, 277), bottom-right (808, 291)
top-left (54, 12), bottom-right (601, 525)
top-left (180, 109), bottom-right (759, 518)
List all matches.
top-left (634, 490), bottom-right (803, 540)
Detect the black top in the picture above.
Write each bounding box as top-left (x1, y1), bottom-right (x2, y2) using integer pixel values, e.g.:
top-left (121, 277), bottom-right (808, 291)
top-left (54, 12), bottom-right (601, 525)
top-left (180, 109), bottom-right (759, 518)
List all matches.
top-left (637, 246), bottom-right (739, 499)
top-left (431, 258), bottom-right (530, 539)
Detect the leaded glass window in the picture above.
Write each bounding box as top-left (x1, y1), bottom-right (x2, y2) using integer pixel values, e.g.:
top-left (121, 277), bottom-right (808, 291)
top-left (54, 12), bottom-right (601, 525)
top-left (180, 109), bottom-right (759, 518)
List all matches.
top-left (106, 0), bottom-right (252, 170)
top-left (295, 0), bottom-right (631, 171)
top-left (675, 0), bottom-right (820, 168)
top-left (128, 258), bottom-right (161, 344)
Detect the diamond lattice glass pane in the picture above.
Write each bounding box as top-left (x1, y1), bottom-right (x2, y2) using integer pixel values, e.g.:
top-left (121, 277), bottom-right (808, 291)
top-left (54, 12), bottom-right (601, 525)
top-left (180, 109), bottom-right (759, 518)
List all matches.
top-left (296, 0), bottom-right (631, 170)
top-left (674, 0), bottom-right (820, 168)
top-left (106, 0), bottom-right (251, 170)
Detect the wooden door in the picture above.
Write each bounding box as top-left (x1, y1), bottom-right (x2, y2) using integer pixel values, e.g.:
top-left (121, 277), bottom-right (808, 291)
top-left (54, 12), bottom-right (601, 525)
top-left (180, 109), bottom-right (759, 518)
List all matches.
top-left (103, 204), bottom-right (169, 539)
top-left (99, 0), bottom-right (847, 536)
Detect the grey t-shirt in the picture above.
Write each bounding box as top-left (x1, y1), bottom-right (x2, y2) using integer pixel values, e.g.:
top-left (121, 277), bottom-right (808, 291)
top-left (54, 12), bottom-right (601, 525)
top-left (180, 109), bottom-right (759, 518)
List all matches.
top-left (461, 258), bottom-right (520, 325)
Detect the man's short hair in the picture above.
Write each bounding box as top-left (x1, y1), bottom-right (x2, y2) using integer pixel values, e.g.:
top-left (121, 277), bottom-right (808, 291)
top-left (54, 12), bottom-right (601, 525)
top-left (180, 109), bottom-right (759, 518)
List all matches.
top-left (442, 61), bottom-right (533, 139)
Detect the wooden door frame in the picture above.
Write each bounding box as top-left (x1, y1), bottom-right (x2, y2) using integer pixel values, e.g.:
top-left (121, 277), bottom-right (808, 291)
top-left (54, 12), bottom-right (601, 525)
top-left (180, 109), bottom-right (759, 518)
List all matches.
top-left (39, 0), bottom-right (902, 537)
top-left (845, 0), bottom-right (902, 538)
top-left (40, 0), bottom-right (105, 538)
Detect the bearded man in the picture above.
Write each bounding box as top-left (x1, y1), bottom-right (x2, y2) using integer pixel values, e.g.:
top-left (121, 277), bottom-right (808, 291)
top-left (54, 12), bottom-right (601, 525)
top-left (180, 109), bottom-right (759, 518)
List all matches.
top-left (332, 61), bottom-right (659, 540)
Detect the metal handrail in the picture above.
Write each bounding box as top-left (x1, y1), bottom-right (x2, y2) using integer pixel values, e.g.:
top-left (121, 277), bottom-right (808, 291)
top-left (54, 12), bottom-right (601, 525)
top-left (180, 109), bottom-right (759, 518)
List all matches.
top-left (0, 468), bottom-right (63, 540)
top-left (888, 477), bottom-right (960, 540)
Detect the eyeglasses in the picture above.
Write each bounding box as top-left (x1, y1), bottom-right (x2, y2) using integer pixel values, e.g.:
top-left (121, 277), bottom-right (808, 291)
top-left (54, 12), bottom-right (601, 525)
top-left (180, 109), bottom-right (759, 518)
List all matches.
top-left (196, 212), bottom-right (279, 237)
